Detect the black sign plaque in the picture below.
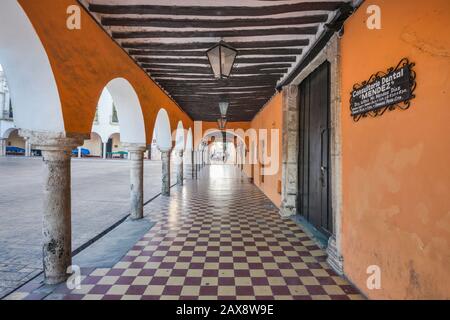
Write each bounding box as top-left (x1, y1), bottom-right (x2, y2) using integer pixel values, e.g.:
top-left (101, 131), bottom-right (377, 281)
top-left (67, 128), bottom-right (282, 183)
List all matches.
top-left (350, 58), bottom-right (416, 121)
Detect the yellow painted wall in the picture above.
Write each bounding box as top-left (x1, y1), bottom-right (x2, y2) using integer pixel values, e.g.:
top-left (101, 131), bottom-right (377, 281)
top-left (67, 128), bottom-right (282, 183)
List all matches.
top-left (245, 94), bottom-right (283, 207)
top-left (341, 0), bottom-right (450, 299)
top-left (19, 0), bottom-right (193, 142)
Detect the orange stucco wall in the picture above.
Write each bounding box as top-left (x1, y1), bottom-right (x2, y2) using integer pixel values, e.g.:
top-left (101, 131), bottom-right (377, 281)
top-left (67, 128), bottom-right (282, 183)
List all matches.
top-left (196, 121), bottom-right (251, 148)
top-left (19, 0), bottom-right (192, 143)
top-left (244, 93), bottom-right (283, 207)
top-left (341, 0), bottom-right (450, 299)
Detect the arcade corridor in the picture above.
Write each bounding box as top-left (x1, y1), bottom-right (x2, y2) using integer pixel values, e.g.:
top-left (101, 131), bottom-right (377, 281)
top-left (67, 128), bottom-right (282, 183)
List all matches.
top-left (7, 166), bottom-right (362, 300)
top-left (0, 0), bottom-right (449, 301)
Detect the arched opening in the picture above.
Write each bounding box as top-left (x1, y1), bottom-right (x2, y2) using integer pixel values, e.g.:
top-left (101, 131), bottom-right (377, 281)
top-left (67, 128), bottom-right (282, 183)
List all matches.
top-left (0, 0), bottom-right (64, 133)
top-left (105, 132), bottom-right (127, 159)
top-left (4, 128), bottom-right (25, 156)
top-left (154, 108), bottom-right (172, 152)
top-left (199, 130), bottom-right (246, 166)
top-left (105, 78), bottom-right (146, 145)
top-left (80, 132), bottom-right (103, 158)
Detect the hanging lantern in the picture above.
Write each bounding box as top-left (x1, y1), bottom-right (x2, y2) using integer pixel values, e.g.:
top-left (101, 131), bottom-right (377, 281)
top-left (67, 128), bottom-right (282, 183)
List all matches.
top-left (219, 102), bottom-right (229, 117)
top-left (206, 41), bottom-right (238, 79)
top-left (217, 117), bottom-right (227, 130)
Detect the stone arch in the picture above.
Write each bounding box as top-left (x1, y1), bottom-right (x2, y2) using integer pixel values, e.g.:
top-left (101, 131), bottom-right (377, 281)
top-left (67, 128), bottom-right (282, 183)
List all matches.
top-left (185, 128), bottom-right (193, 152)
top-left (2, 127), bottom-right (18, 139)
top-left (0, 0), bottom-right (64, 133)
top-left (199, 130), bottom-right (247, 150)
top-left (105, 78), bottom-right (146, 144)
top-left (154, 108), bottom-right (172, 152)
top-left (174, 121), bottom-right (185, 152)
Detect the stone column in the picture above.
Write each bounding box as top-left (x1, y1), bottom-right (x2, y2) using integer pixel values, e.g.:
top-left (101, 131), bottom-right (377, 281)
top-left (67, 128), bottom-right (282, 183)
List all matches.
top-left (102, 142), bottom-right (107, 159)
top-left (124, 144), bottom-right (146, 220)
top-left (279, 84), bottom-right (300, 217)
top-left (192, 150), bottom-right (197, 179)
top-left (176, 150), bottom-right (184, 186)
top-left (160, 149), bottom-right (171, 196)
top-left (77, 147), bottom-right (82, 158)
top-left (20, 130), bottom-right (85, 285)
top-left (0, 139), bottom-right (6, 157)
top-left (25, 140), bottom-right (32, 157)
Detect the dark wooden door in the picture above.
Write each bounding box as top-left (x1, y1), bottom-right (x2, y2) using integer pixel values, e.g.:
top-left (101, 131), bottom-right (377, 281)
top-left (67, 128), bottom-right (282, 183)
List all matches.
top-left (298, 62), bottom-right (332, 235)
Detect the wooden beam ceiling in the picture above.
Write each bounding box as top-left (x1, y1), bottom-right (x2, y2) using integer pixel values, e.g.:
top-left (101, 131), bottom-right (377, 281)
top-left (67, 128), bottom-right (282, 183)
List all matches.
top-left (84, 0), bottom-right (350, 121)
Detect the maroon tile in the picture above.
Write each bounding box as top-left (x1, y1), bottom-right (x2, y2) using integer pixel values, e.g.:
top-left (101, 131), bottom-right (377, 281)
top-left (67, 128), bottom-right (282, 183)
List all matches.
top-left (184, 277), bottom-right (202, 286)
top-left (129, 262), bottom-right (146, 268)
top-left (203, 269), bottom-right (219, 277)
top-left (189, 263), bottom-right (204, 269)
top-left (271, 286), bottom-right (290, 295)
top-left (330, 295), bottom-right (351, 300)
top-left (219, 263), bottom-right (234, 269)
top-left (236, 286), bottom-right (254, 296)
top-left (90, 285), bottom-right (112, 295)
top-left (82, 276), bottom-right (102, 285)
top-left (177, 256), bottom-right (192, 262)
top-left (265, 269), bottom-right (282, 277)
top-left (251, 277), bottom-right (270, 286)
top-left (341, 285), bottom-right (360, 295)
top-left (106, 269), bottom-right (125, 276)
top-left (218, 277), bottom-right (235, 286)
top-left (248, 263), bottom-right (264, 269)
top-left (296, 269), bottom-right (313, 277)
top-left (163, 286), bottom-right (183, 296)
top-left (171, 269), bottom-right (188, 277)
top-left (116, 276), bottom-right (135, 285)
top-left (150, 277), bottom-right (169, 285)
top-left (139, 269), bottom-right (156, 276)
top-left (234, 270), bottom-right (251, 277)
top-left (126, 285), bottom-right (147, 295)
top-left (317, 277), bottom-right (336, 285)
top-left (284, 277), bottom-right (302, 285)
top-left (199, 286), bottom-right (218, 296)
top-left (306, 285), bottom-right (327, 295)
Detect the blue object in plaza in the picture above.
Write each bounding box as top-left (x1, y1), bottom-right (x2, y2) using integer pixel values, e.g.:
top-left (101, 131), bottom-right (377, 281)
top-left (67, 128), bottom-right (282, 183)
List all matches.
top-left (72, 148), bottom-right (90, 156)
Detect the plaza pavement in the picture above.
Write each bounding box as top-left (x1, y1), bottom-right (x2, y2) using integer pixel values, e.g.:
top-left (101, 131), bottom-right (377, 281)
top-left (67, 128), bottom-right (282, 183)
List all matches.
top-left (0, 156), bottom-right (176, 298)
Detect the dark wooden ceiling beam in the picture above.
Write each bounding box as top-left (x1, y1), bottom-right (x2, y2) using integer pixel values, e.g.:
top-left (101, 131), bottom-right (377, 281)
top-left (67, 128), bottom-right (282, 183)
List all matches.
top-left (146, 68), bottom-right (288, 75)
top-left (113, 26), bottom-right (318, 39)
top-left (89, 2), bottom-right (345, 16)
top-left (151, 71), bottom-right (284, 77)
top-left (102, 14), bottom-right (328, 28)
top-left (121, 39), bottom-right (309, 50)
top-left (137, 56), bottom-right (296, 64)
top-left (142, 63), bottom-right (291, 72)
top-left (130, 48), bottom-right (302, 57)
top-left (154, 74), bottom-right (282, 81)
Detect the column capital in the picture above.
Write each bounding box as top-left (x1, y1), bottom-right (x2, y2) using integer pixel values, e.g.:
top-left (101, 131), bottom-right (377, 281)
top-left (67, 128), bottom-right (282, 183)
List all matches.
top-left (19, 130), bottom-right (86, 151)
top-left (123, 143), bottom-right (147, 153)
top-left (158, 148), bottom-right (172, 154)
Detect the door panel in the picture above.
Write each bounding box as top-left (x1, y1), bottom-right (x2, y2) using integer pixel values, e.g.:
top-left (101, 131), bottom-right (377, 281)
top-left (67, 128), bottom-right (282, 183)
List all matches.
top-left (298, 62), bottom-right (332, 235)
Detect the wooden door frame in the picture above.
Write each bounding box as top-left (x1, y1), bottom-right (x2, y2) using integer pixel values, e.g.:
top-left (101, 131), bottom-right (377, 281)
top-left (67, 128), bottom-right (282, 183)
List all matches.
top-left (297, 61), bottom-right (332, 235)
top-left (279, 35), bottom-right (344, 275)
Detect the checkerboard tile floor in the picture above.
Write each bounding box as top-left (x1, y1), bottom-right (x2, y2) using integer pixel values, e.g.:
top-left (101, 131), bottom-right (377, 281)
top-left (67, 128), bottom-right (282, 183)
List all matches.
top-left (6, 166), bottom-right (363, 300)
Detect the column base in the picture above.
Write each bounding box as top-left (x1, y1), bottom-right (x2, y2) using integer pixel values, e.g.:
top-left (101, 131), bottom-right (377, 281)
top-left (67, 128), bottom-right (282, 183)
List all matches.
top-left (326, 235), bottom-right (344, 276)
top-left (44, 274), bottom-right (70, 285)
top-left (279, 202), bottom-right (296, 218)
